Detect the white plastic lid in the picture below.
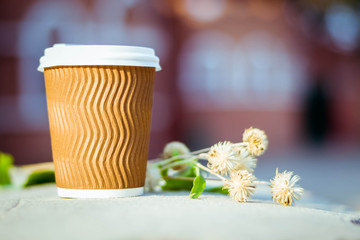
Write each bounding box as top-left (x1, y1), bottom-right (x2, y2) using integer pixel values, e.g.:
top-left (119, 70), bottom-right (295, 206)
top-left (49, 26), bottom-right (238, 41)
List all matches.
top-left (38, 44), bottom-right (161, 72)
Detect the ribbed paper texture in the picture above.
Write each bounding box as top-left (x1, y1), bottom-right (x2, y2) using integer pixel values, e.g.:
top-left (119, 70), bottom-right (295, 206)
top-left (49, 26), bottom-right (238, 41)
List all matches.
top-left (44, 66), bottom-right (155, 189)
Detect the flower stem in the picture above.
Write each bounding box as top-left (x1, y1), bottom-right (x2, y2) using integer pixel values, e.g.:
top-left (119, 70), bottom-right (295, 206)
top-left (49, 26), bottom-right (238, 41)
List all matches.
top-left (149, 154), bottom-right (194, 165)
top-left (164, 176), bottom-right (224, 182)
top-left (149, 154), bottom-right (193, 167)
top-left (159, 157), bottom-right (197, 170)
top-left (190, 147), bottom-right (210, 155)
top-left (232, 142), bottom-right (248, 148)
top-left (163, 176), bottom-right (194, 181)
top-left (195, 162), bottom-right (227, 181)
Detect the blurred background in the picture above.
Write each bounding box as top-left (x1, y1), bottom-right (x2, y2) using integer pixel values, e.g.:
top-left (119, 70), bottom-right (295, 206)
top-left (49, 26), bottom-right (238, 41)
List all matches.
top-left (0, 0), bottom-right (359, 209)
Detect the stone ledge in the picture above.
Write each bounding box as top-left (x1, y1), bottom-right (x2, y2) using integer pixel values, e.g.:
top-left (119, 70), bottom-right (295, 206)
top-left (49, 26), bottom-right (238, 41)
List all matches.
top-left (0, 184), bottom-right (359, 240)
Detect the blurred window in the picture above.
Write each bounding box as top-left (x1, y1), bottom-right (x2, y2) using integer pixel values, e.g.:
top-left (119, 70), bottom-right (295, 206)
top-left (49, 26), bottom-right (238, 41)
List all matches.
top-left (179, 30), bottom-right (305, 110)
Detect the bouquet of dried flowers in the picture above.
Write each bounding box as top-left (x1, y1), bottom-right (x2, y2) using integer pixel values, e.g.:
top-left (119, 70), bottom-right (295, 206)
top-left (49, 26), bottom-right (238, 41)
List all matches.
top-left (146, 127), bottom-right (304, 206)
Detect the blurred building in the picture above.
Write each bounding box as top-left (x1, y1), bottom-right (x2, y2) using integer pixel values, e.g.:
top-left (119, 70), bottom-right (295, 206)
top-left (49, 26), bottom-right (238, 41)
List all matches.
top-left (0, 0), bottom-right (359, 164)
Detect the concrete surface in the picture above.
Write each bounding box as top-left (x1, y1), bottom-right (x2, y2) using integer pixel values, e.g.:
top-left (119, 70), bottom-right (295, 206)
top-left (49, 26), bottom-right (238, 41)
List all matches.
top-left (0, 184), bottom-right (360, 240)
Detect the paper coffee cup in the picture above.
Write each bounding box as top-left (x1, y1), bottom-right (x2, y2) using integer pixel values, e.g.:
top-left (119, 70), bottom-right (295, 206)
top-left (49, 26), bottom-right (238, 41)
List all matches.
top-left (38, 44), bottom-right (161, 198)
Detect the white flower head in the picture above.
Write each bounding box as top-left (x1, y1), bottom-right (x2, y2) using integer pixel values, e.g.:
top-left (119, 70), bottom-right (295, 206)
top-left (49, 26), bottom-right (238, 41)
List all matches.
top-left (223, 170), bottom-right (256, 202)
top-left (163, 141), bottom-right (190, 159)
top-left (201, 141), bottom-right (240, 176)
top-left (163, 141), bottom-right (191, 171)
top-left (242, 127), bottom-right (268, 157)
top-left (270, 168), bottom-right (304, 206)
top-left (145, 164), bottom-right (164, 192)
top-left (232, 146), bottom-right (258, 173)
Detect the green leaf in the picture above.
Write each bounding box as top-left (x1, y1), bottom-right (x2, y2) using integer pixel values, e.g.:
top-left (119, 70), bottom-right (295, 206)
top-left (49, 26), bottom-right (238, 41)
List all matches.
top-left (160, 168), bottom-right (168, 178)
top-left (175, 165), bottom-right (197, 178)
top-left (23, 170), bottom-right (55, 187)
top-left (205, 186), bottom-right (228, 195)
top-left (189, 174), bottom-right (206, 199)
top-left (0, 152), bottom-right (14, 186)
top-left (161, 178), bottom-right (194, 191)
top-left (161, 165), bottom-right (198, 191)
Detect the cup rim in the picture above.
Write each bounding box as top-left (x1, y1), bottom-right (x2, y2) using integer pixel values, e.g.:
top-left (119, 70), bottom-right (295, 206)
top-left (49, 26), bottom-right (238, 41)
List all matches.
top-left (38, 44), bottom-right (161, 72)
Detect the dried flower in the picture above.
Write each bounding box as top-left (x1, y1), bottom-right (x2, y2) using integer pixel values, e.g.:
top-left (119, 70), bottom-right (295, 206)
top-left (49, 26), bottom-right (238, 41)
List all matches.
top-left (234, 156), bottom-right (257, 173)
top-left (163, 141), bottom-right (190, 159)
top-left (270, 168), bottom-right (304, 206)
top-left (232, 146), bottom-right (257, 173)
top-left (145, 164), bottom-right (164, 192)
top-left (223, 170), bottom-right (256, 202)
top-left (163, 141), bottom-right (190, 171)
top-left (242, 127), bottom-right (268, 156)
top-left (201, 141), bottom-right (240, 176)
